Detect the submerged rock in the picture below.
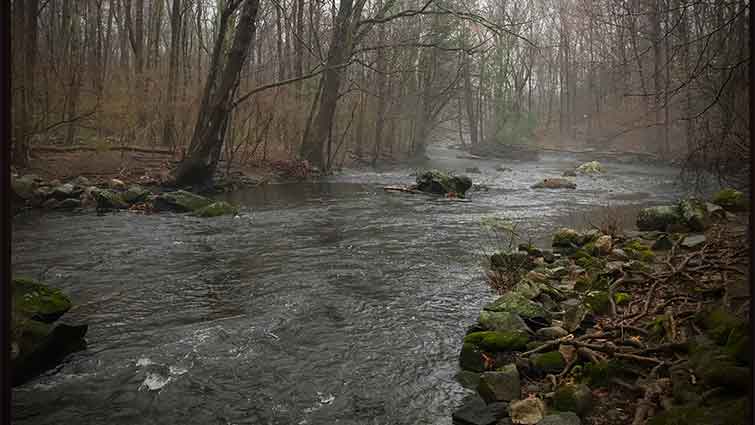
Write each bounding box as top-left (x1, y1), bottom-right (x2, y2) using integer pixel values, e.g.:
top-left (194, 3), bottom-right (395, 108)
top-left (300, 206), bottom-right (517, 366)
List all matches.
top-left (576, 161), bottom-right (603, 175)
top-left (414, 170), bottom-right (473, 197)
top-left (193, 201), bottom-right (238, 218)
top-left (153, 190), bottom-right (215, 213)
top-left (532, 178), bottom-right (576, 190)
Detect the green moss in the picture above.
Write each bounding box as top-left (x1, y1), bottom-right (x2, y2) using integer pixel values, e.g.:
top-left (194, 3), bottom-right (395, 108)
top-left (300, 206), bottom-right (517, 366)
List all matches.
top-left (193, 201), bottom-right (238, 218)
top-left (623, 240), bottom-right (655, 262)
top-left (530, 351), bottom-right (565, 373)
top-left (678, 199), bottom-right (710, 232)
top-left (636, 205), bottom-right (684, 231)
top-left (12, 277), bottom-right (72, 323)
top-left (484, 291), bottom-right (549, 319)
top-left (582, 360), bottom-right (633, 387)
top-left (712, 188), bottom-right (747, 211)
top-left (155, 190), bottom-right (215, 212)
top-left (697, 308), bottom-right (748, 346)
top-left (584, 291), bottom-right (626, 315)
top-left (614, 292), bottom-right (631, 305)
top-left (552, 383), bottom-right (592, 415)
top-left (553, 228), bottom-right (581, 248)
top-left (464, 330), bottom-right (530, 352)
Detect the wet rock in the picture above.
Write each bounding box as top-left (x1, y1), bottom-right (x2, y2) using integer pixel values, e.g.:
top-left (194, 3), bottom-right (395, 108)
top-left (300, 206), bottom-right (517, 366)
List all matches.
top-left (55, 198), bottom-right (81, 210)
top-left (652, 234), bottom-right (674, 250)
top-left (414, 170), bottom-right (473, 197)
top-left (552, 229), bottom-right (581, 248)
top-left (484, 292), bottom-right (549, 321)
top-left (11, 277), bottom-right (86, 386)
top-left (51, 183), bottom-right (81, 200)
top-left (478, 364), bottom-right (521, 402)
top-left (11, 175), bottom-right (37, 200)
top-left (712, 188), bottom-right (746, 211)
top-left (508, 397), bottom-right (545, 425)
top-left (576, 161), bottom-right (603, 175)
top-left (153, 190), bottom-right (214, 213)
top-left (452, 396), bottom-right (509, 425)
top-left (538, 412), bottom-right (581, 425)
top-left (13, 277), bottom-right (72, 323)
top-left (536, 327), bottom-right (568, 340)
top-left (93, 189), bottom-right (129, 210)
top-left (593, 235), bottom-right (612, 255)
top-left (456, 370), bottom-right (482, 390)
top-left (122, 185), bottom-right (151, 204)
top-left (678, 199), bottom-right (710, 232)
top-left (532, 178), bottom-right (576, 190)
top-left (530, 351), bottom-right (565, 375)
top-left (479, 310), bottom-right (532, 334)
top-left (466, 167), bottom-right (482, 174)
top-left (193, 201), bottom-right (238, 218)
top-left (460, 343), bottom-right (486, 372)
top-left (552, 383), bottom-right (593, 416)
top-left (636, 205), bottom-right (685, 231)
top-left (562, 170), bottom-right (577, 177)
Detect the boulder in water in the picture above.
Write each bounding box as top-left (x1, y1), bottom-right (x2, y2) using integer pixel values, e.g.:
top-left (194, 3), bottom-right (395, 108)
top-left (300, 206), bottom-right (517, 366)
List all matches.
top-left (576, 161), bottom-right (603, 175)
top-left (122, 185), bottom-right (151, 204)
top-left (153, 190), bottom-right (215, 212)
top-left (11, 277), bottom-right (87, 386)
top-left (532, 178), bottom-right (576, 189)
top-left (678, 199), bottom-right (710, 232)
top-left (93, 188), bottom-right (129, 211)
top-left (413, 170), bottom-right (473, 197)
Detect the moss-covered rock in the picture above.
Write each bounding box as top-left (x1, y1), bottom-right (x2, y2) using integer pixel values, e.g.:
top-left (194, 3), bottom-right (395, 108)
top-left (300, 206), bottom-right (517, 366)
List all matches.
top-left (576, 161), bottom-right (604, 175)
top-left (12, 175), bottom-right (38, 200)
top-left (122, 185), bottom-right (151, 204)
top-left (573, 249), bottom-right (607, 271)
top-left (478, 310), bottom-right (532, 333)
top-left (484, 292), bottom-right (549, 320)
top-left (414, 170), bottom-right (473, 197)
top-left (583, 291), bottom-right (630, 315)
top-left (13, 277), bottom-right (72, 323)
top-left (530, 351), bottom-right (565, 374)
top-left (623, 240), bottom-right (655, 262)
top-left (478, 364), bottom-right (521, 402)
top-left (678, 199), bottom-right (710, 232)
top-left (695, 308), bottom-right (751, 365)
top-left (712, 188), bottom-right (747, 211)
top-left (553, 228), bottom-right (581, 248)
top-left (636, 205), bottom-right (684, 231)
top-left (193, 201), bottom-right (239, 218)
top-left (464, 330), bottom-right (530, 353)
top-left (153, 190), bottom-right (215, 213)
top-left (581, 360), bottom-right (633, 387)
top-left (552, 383), bottom-right (593, 416)
top-left (93, 188), bottom-right (129, 210)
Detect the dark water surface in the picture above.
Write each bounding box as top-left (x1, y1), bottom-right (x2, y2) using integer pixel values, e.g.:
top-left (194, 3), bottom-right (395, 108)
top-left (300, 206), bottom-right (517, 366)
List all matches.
top-left (12, 144), bottom-right (689, 424)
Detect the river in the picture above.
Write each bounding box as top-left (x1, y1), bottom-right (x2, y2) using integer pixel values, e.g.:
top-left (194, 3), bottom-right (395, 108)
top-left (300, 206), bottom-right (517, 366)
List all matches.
top-left (12, 143), bottom-right (688, 424)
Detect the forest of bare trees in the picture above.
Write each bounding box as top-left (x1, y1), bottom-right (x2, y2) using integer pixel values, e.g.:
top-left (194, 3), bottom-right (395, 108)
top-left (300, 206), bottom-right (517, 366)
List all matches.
top-left (10, 0), bottom-right (750, 186)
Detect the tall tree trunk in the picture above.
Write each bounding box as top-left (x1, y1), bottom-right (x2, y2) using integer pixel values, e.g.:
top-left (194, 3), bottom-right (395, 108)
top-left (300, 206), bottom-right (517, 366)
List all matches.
top-left (162, 0), bottom-right (182, 148)
top-left (299, 0), bottom-right (362, 169)
top-left (174, 0), bottom-right (260, 186)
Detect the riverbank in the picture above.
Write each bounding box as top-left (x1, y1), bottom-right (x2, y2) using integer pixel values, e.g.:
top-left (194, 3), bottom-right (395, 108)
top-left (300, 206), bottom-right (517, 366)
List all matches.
top-left (453, 190), bottom-right (750, 425)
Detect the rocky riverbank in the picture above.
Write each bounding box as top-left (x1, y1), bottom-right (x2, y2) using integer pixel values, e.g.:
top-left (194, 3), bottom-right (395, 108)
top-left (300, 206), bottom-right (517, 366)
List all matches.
top-left (453, 189), bottom-right (750, 425)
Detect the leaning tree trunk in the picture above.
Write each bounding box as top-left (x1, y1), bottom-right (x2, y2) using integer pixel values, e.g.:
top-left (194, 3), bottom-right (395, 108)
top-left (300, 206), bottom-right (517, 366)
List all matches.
top-left (173, 0), bottom-right (260, 186)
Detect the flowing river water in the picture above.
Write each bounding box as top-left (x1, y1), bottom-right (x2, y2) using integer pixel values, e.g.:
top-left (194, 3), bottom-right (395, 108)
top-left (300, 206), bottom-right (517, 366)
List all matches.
top-left (12, 143), bottom-right (691, 424)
